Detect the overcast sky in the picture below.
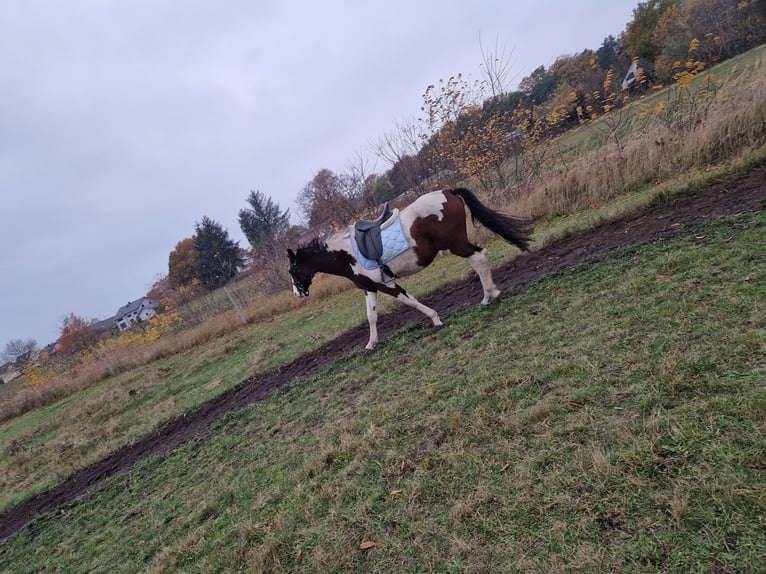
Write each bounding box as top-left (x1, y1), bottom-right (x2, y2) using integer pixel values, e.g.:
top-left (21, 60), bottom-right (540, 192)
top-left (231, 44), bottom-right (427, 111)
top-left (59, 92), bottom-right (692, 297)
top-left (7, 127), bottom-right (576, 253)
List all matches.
top-left (0, 0), bottom-right (638, 349)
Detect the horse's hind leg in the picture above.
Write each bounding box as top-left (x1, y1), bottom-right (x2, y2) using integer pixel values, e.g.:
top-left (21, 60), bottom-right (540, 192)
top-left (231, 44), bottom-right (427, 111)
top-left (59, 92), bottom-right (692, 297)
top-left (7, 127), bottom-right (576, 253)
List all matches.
top-left (467, 248), bottom-right (501, 304)
top-left (364, 291), bottom-right (379, 350)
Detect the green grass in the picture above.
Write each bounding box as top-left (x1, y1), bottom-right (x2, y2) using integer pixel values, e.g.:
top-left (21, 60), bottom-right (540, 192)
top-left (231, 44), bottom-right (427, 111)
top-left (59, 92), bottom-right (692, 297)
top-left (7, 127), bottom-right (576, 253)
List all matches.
top-left (2, 150), bottom-right (764, 514)
top-left (2, 211), bottom-right (763, 573)
top-left (1, 44), bottom-right (764, 572)
top-left (0, 285), bottom-right (371, 511)
top-left (3, 43), bottom-right (764, 514)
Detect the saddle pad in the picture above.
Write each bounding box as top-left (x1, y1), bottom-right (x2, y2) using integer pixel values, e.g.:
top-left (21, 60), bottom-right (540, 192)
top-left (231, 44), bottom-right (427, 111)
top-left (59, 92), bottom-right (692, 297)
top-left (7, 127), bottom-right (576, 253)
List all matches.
top-left (350, 216), bottom-right (410, 270)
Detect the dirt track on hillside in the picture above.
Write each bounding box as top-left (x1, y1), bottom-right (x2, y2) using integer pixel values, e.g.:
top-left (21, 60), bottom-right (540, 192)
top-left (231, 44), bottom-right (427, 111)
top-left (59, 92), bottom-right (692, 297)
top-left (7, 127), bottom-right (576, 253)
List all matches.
top-left (2, 166), bottom-right (764, 541)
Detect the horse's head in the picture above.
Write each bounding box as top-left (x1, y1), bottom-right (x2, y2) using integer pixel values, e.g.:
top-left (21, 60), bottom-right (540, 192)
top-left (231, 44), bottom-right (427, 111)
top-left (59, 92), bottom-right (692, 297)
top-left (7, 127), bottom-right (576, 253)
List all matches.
top-left (287, 247), bottom-right (314, 297)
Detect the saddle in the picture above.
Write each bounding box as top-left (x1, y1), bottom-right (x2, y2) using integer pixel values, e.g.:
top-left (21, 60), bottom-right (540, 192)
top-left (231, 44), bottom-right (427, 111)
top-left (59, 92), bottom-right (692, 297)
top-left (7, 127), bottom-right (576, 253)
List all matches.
top-left (353, 203), bottom-right (400, 275)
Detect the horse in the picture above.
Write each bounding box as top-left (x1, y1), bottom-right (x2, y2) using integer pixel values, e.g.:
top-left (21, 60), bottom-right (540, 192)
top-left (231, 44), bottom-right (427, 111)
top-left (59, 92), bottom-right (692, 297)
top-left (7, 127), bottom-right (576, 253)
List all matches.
top-left (287, 188), bottom-right (532, 350)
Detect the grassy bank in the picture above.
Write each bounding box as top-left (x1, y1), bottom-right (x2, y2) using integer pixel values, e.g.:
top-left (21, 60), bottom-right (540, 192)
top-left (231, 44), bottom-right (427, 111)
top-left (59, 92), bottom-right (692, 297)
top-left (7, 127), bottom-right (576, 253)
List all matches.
top-left (3, 46), bottom-right (764, 421)
top-left (1, 208), bottom-right (763, 572)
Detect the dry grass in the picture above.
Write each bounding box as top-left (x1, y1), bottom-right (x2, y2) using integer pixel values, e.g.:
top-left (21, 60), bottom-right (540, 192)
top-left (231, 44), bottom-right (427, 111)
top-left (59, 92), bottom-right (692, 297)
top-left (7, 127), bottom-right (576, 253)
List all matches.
top-left (515, 52), bottom-right (766, 220)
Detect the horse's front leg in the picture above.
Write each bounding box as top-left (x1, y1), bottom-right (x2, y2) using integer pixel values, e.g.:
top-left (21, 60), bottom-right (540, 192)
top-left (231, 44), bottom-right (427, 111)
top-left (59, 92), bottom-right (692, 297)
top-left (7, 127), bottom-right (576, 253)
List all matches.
top-left (364, 291), bottom-right (379, 350)
top-left (387, 283), bottom-right (443, 328)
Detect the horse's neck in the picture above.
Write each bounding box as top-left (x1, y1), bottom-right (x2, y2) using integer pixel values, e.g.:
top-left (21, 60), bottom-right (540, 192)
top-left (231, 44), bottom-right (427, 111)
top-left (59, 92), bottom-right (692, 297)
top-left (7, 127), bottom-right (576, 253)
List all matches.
top-left (308, 237), bottom-right (354, 278)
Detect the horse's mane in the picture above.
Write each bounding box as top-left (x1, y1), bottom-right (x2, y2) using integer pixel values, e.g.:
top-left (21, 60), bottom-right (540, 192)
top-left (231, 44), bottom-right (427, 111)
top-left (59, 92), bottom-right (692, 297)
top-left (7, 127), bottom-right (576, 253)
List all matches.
top-left (297, 237), bottom-right (327, 253)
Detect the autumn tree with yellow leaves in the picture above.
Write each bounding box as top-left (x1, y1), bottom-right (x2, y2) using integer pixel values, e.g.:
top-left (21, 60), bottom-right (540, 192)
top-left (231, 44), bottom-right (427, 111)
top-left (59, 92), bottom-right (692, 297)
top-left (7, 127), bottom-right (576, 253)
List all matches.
top-left (418, 74), bottom-right (517, 192)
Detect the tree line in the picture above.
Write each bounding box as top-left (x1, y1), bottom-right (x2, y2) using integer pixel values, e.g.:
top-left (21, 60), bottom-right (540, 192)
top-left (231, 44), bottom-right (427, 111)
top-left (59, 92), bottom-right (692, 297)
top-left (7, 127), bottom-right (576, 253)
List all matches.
top-left (160, 0), bottom-right (764, 303)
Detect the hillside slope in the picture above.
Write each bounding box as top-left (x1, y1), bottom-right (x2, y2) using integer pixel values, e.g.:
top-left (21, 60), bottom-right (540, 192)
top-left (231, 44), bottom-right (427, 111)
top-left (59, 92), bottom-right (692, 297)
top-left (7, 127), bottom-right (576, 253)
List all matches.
top-left (1, 165), bottom-right (764, 541)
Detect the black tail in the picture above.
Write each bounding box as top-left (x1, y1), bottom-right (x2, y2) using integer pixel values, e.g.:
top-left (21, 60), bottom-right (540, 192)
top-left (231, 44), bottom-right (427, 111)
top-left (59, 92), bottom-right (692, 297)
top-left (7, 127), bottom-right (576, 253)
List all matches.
top-left (451, 188), bottom-right (533, 252)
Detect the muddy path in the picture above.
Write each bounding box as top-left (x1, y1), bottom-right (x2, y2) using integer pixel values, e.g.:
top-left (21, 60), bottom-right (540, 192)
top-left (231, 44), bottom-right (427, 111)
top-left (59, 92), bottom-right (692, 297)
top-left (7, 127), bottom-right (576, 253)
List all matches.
top-left (2, 166), bottom-right (764, 541)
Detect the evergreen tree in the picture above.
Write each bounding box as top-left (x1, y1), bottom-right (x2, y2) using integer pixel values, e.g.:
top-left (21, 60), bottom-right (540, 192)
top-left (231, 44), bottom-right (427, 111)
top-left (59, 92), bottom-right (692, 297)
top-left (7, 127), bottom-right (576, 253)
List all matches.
top-left (238, 191), bottom-right (290, 254)
top-left (596, 35), bottom-right (619, 71)
top-left (193, 216), bottom-right (243, 290)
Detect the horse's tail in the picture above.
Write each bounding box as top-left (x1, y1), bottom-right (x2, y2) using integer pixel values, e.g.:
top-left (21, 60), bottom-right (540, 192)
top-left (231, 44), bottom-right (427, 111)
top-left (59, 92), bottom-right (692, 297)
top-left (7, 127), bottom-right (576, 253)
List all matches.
top-left (451, 188), bottom-right (533, 252)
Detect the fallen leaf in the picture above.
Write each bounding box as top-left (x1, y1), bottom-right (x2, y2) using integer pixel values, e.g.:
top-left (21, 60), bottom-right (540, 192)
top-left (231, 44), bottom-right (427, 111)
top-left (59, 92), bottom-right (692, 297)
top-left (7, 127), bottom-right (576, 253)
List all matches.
top-left (296, 549), bottom-right (302, 558)
top-left (390, 489), bottom-right (404, 497)
top-left (400, 460), bottom-right (407, 474)
top-left (671, 222), bottom-right (682, 228)
top-left (359, 541), bottom-right (377, 550)
top-left (370, 421), bottom-right (378, 428)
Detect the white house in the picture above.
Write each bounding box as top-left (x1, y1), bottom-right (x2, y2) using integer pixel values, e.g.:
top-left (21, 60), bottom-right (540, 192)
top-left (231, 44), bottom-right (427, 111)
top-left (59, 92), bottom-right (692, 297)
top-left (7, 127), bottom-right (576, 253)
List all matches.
top-left (114, 298), bottom-right (157, 332)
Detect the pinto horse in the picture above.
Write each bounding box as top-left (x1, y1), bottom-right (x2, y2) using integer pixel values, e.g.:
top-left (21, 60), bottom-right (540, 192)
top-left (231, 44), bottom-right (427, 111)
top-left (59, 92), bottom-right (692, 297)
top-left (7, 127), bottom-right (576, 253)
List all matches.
top-left (287, 188), bottom-right (532, 349)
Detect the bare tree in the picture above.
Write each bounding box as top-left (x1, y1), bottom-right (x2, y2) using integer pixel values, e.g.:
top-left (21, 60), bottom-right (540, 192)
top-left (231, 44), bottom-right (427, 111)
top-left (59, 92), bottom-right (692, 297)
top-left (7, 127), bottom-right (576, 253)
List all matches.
top-left (345, 148), bottom-right (375, 201)
top-left (297, 168), bottom-right (357, 230)
top-left (2, 338), bottom-right (39, 365)
top-left (479, 34), bottom-right (516, 98)
top-left (371, 116), bottom-right (425, 194)
top-left (372, 117), bottom-right (420, 165)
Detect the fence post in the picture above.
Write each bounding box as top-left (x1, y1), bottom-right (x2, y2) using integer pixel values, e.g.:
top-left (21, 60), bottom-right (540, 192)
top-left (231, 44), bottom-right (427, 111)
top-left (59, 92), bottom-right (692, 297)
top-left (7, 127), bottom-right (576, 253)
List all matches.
top-left (92, 347), bottom-right (116, 377)
top-left (224, 286), bottom-right (248, 325)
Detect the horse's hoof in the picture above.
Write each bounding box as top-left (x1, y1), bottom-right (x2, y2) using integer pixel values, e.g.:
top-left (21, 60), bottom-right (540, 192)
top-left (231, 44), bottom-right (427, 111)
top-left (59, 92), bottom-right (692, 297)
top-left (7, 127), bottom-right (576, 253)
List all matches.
top-left (481, 290), bottom-right (501, 305)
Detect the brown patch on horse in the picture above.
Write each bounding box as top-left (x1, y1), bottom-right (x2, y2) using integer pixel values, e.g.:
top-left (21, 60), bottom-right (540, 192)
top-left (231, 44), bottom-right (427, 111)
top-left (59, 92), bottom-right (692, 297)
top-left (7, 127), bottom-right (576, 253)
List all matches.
top-left (409, 192), bottom-right (480, 266)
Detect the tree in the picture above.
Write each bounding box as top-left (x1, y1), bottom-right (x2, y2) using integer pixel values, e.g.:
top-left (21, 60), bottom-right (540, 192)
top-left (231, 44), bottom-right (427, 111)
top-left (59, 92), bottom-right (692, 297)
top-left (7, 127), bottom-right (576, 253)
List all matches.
top-left (193, 216), bottom-right (243, 290)
top-left (2, 338), bottom-right (38, 365)
top-left (623, 0), bottom-right (676, 63)
top-left (386, 153), bottom-right (424, 196)
top-left (372, 117), bottom-right (427, 194)
top-left (596, 35), bottom-right (619, 70)
top-left (479, 34), bottom-right (514, 98)
top-left (653, 0), bottom-right (766, 82)
top-left (364, 174), bottom-right (398, 208)
top-left (418, 73), bottom-right (516, 191)
top-left (238, 191), bottom-right (290, 255)
top-left (297, 169), bottom-right (356, 229)
top-left (168, 237), bottom-right (197, 288)
top-left (147, 274), bottom-right (176, 313)
top-left (57, 314), bottom-right (98, 355)
top-left (344, 149), bottom-right (378, 208)
top-left (518, 65), bottom-right (558, 104)
top-left (548, 51), bottom-right (603, 124)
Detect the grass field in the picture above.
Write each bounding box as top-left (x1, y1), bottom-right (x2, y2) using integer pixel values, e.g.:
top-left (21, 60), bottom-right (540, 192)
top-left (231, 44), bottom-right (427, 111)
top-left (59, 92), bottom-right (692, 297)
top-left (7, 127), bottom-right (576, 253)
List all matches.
top-left (1, 208), bottom-right (763, 572)
top-left (1, 44), bottom-right (764, 573)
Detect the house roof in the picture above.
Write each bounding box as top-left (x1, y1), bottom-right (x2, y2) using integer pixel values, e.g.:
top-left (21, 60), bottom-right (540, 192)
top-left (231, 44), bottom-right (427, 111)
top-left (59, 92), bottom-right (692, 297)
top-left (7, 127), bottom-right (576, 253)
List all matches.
top-left (114, 297), bottom-right (155, 319)
top-left (93, 317), bottom-right (116, 332)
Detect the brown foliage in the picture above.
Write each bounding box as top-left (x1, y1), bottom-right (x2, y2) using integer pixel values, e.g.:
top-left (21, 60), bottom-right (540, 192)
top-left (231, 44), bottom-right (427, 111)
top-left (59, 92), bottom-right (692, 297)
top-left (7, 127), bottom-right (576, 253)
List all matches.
top-left (297, 168), bottom-right (357, 230)
top-left (56, 313), bottom-right (98, 355)
top-left (168, 237), bottom-right (197, 288)
top-left (654, 0), bottom-right (766, 82)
